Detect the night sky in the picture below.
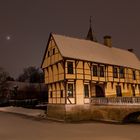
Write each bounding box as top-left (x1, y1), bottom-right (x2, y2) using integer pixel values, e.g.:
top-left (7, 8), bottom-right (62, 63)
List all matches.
top-left (0, 0), bottom-right (140, 78)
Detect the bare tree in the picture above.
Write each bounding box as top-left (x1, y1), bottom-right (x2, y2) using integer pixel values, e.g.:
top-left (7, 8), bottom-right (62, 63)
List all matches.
top-left (17, 66), bottom-right (44, 83)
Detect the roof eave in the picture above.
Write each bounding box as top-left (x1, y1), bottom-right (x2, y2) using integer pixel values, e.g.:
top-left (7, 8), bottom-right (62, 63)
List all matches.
top-left (41, 33), bottom-right (52, 68)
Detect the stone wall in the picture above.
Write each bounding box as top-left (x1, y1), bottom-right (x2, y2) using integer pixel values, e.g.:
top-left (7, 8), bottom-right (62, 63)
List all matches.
top-left (65, 104), bottom-right (91, 121)
top-left (47, 104), bottom-right (66, 121)
top-left (47, 104), bottom-right (140, 123)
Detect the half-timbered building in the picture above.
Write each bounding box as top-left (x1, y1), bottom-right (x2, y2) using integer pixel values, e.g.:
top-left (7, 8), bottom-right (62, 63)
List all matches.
top-left (41, 28), bottom-right (140, 120)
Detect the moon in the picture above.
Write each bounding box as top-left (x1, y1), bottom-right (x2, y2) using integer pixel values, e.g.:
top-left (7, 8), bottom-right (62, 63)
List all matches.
top-left (6, 36), bottom-right (11, 40)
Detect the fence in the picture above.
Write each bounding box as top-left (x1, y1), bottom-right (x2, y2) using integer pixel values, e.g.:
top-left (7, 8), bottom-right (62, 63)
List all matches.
top-left (90, 97), bottom-right (140, 105)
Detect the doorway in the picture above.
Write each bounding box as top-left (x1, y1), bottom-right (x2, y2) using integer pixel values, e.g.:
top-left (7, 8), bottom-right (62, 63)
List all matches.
top-left (95, 85), bottom-right (105, 97)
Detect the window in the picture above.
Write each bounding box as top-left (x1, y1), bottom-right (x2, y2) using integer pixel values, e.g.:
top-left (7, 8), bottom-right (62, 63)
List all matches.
top-left (60, 90), bottom-right (63, 98)
top-left (111, 82), bottom-right (114, 89)
top-left (113, 67), bottom-right (118, 78)
top-left (84, 85), bottom-right (89, 98)
top-left (68, 84), bottom-right (73, 97)
top-left (123, 83), bottom-right (125, 89)
top-left (116, 85), bottom-right (122, 97)
top-left (93, 65), bottom-right (98, 76)
top-left (132, 85), bottom-right (135, 96)
top-left (120, 67), bottom-right (125, 78)
top-left (138, 84), bottom-right (140, 91)
top-left (48, 51), bottom-right (50, 57)
top-left (50, 91), bottom-right (53, 98)
top-left (100, 66), bottom-right (104, 77)
top-left (67, 62), bottom-right (73, 74)
top-left (133, 70), bottom-right (136, 80)
top-left (127, 84), bottom-right (129, 89)
top-left (52, 48), bottom-right (55, 55)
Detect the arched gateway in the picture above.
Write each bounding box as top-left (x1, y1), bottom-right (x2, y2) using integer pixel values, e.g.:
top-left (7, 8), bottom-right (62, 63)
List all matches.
top-left (95, 85), bottom-right (105, 97)
top-left (123, 111), bottom-right (140, 123)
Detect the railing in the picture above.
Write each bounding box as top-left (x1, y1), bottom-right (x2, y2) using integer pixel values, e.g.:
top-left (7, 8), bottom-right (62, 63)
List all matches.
top-left (90, 97), bottom-right (140, 105)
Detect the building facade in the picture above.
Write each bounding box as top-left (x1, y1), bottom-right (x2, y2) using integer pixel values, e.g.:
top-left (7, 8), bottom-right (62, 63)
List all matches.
top-left (41, 31), bottom-right (140, 121)
top-left (42, 33), bottom-right (140, 105)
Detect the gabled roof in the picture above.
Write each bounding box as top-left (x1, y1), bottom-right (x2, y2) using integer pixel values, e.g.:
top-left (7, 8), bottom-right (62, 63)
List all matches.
top-left (51, 33), bottom-right (140, 70)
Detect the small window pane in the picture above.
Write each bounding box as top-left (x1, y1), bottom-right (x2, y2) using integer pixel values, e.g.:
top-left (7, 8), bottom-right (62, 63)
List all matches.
top-left (67, 62), bottom-right (73, 74)
top-left (133, 70), bottom-right (136, 80)
top-left (120, 67), bottom-right (125, 78)
top-left (68, 84), bottom-right (73, 97)
top-left (113, 67), bottom-right (118, 78)
top-left (48, 51), bottom-right (50, 57)
top-left (53, 48), bottom-right (55, 55)
top-left (84, 85), bottom-right (89, 98)
top-left (100, 66), bottom-right (104, 77)
top-left (50, 91), bottom-right (52, 98)
top-left (60, 90), bottom-right (63, 98)
top-left (116, 85), bottom-right (122, 97)
top-left (93, 65), bottom-right (97, 76)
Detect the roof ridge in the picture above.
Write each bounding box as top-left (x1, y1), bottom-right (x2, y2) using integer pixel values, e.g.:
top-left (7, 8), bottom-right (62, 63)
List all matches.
top-left (52, 33), bottom-right (87, 41)
top-left (52, 33), bottom-right (131, 53)
top-left (52, 33), bottom-right (103, 46)
top-left (41, 33), bottom-right (140, 70)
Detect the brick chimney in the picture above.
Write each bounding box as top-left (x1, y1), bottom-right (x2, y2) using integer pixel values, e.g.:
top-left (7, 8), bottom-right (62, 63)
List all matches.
top-left (104, 35), bottom-right (112, 47)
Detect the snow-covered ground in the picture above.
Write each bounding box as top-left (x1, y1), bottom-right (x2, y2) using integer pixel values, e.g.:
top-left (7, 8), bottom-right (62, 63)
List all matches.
top-left (0, 106), bottom-right (46, 118)
top-left (0, 111), bottom-right (140, 140)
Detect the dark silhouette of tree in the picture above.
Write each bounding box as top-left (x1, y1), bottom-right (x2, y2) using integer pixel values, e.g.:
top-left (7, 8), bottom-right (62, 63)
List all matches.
top-left (6, 76), bottom-right (15, 81)
top-left (17, 66), bottom-right (44, 83)
top-left (0, 67), bottom-right (9, 97)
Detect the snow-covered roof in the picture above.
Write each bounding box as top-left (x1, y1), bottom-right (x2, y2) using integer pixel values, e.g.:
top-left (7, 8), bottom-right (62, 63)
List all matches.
top-left (52, 34), bottom-right (140, 70)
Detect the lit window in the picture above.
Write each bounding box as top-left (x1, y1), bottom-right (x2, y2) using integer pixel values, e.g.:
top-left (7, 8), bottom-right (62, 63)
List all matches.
top-left (113, 67), bottom-right (118, 78)
top-left (93, 65), bottom-right (98, 76)
top-left (68, 84), bottom-right (73, 97)
top-left (100, 66), bottom-right (104, 77)
top-left (84, 85), bottom-right (89, 98)
top-left (67, 62), bottom-right (73, 74)
top-left (120, 67), bottom-right (125, 78)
